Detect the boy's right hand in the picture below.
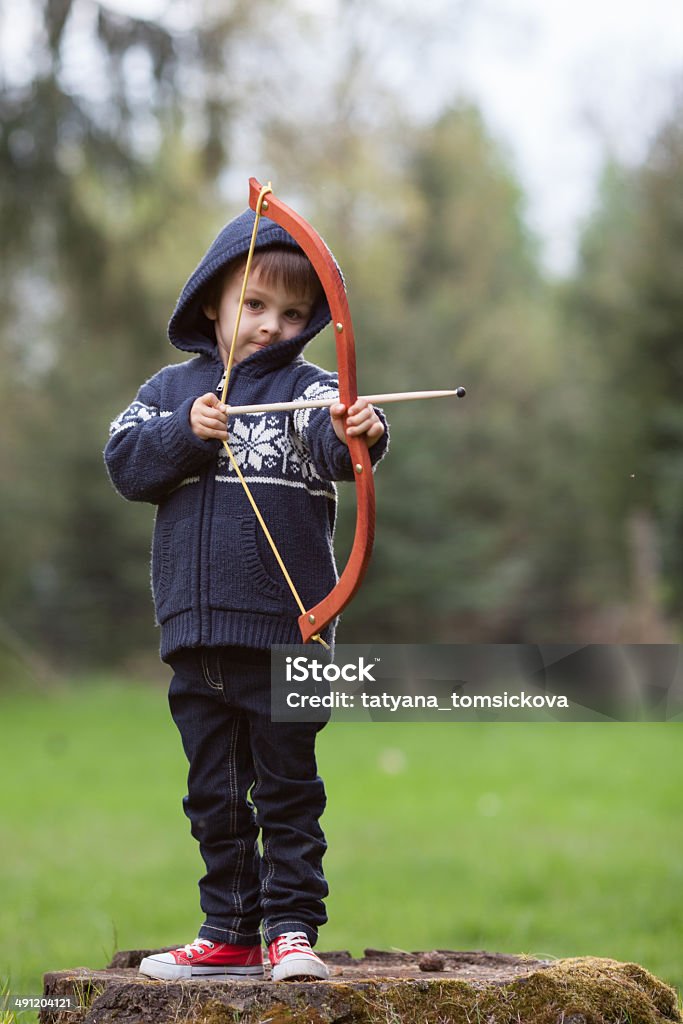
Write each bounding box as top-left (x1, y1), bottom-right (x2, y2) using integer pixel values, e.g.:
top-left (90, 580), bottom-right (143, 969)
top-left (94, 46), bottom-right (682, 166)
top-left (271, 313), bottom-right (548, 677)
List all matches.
top-left (190, 392), bottom-right (229, 441)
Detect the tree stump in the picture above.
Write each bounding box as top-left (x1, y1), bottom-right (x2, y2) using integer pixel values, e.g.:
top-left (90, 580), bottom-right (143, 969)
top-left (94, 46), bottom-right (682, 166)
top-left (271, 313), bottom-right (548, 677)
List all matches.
top-left (40, 947), bottom-right (681, 1024)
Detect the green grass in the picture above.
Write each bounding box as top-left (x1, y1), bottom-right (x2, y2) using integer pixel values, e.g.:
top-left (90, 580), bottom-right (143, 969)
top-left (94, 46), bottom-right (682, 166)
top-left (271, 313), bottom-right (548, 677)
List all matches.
top-left (1, 679), bottom-right (682, 1009)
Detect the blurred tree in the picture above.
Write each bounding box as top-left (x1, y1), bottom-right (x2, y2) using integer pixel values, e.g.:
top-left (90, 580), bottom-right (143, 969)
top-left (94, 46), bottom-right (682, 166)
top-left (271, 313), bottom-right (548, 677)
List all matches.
top-left (268, 101), bottom-right (606, 642)
top-left (363, 104), bottom-right (583, 641)
top-left (559, 162), bottom-right (643, 597)
top-left (0, 0), bottom-right (292, 667)
top-left (562, 103), bottom-right (683, 638)
top-left (628, 107), bottom-right (683, 620)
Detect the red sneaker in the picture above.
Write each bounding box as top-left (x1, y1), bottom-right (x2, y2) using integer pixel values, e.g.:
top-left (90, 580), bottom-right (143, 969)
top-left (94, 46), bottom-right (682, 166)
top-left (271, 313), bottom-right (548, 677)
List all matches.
top-left (268, 931), bottom-right (329, 981)
top-left (139, 938), bottom-right (264, 980)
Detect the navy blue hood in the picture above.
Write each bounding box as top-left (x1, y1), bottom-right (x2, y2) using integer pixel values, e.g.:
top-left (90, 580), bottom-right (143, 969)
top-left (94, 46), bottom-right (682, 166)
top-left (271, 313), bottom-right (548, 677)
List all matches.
top-left (168, 208), bottom-right (332, 359)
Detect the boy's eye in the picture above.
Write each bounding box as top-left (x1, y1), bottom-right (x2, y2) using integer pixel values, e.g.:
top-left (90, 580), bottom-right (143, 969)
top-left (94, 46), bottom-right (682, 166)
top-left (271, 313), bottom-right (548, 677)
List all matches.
top-left (285, 309), bottom-right (305, 320)
top-left (245, 299), bottom-right (263, 311)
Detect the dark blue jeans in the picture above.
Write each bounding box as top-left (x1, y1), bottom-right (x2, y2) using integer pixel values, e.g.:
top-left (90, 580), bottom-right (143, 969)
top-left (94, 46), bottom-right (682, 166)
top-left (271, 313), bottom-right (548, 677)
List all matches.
top-left (167, 646), bottom-right (328, 947)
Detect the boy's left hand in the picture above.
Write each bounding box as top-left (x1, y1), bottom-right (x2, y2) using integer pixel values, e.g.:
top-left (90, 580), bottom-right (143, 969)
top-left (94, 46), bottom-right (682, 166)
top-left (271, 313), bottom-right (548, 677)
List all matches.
top-left (330, 398), bottom-right (385, 447)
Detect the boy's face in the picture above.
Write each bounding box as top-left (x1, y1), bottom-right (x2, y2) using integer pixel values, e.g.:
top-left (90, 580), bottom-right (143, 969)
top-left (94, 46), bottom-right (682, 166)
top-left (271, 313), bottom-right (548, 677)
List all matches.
top-left (204, 263), bottom-right (316, 365)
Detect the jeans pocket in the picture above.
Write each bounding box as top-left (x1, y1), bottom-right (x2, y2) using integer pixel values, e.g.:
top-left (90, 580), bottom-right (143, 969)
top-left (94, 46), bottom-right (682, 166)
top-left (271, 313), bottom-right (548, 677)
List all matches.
top-left (200, 650), bottom-right (224, 692)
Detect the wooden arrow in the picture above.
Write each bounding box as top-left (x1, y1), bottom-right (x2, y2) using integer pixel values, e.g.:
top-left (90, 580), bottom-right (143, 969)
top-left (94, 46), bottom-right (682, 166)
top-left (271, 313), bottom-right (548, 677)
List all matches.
top-left (225, 387), bottom-right (466, 415)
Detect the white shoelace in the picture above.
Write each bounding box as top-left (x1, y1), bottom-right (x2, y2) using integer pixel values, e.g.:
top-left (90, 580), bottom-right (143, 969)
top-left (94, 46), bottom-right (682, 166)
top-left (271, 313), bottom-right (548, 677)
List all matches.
top-left (274, 931), bottom-right (312, 955)
top-left (182, 938), bottom-right (215, 959)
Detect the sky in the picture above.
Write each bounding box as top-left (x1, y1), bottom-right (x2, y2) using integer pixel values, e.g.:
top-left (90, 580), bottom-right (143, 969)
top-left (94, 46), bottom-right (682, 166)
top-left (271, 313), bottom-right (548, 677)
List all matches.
top-left (450, 0), bottom-right (683, 271)
top-left (2, 0), bottom-right (683, 274)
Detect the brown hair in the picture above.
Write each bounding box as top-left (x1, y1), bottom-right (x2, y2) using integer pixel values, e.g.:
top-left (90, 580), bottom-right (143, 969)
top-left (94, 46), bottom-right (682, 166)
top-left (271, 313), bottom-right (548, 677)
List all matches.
top-left (205, 245), bottom-right (322, 312)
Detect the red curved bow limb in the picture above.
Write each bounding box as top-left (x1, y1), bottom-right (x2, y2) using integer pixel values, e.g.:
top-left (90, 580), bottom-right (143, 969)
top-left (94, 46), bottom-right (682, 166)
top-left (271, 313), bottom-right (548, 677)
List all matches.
top-left (248, 177), bottom-right (376, 644)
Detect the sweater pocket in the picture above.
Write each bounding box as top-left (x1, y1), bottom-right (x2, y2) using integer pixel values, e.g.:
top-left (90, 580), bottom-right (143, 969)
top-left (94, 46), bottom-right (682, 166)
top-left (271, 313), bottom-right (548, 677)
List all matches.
top-left (208, 515), bottom-right (296, 613)
top-left (152, 516), bottom-right (195, 620)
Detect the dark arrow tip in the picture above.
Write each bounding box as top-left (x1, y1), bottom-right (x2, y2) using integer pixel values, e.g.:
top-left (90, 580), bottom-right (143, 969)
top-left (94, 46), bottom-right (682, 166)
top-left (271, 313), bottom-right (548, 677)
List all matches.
top-left (455, 387), bottom-right (466, 398)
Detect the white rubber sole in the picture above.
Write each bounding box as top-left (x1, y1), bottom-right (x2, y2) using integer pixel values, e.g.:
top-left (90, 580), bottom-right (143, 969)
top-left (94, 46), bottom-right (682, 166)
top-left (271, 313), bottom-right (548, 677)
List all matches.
top-left (139, 957), bottom-right (265, 980)
top-left (271, 956), bottom-right (330, 982)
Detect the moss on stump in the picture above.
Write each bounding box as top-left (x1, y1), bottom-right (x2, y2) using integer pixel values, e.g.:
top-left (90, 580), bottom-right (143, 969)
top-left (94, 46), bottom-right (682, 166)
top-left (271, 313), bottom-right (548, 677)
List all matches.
top-left (41, 948), bottom-right (682, 1024)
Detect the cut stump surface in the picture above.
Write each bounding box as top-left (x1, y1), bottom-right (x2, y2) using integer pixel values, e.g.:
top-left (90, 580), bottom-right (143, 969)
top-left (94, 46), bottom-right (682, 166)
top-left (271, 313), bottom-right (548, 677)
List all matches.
top-left (41, 948), bottom-right (682, 1024)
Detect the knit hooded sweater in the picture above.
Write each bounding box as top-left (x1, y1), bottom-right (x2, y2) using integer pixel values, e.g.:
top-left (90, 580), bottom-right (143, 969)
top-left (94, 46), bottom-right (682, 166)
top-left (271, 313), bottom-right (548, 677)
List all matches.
top-left (104, 208), bottom-right (389, 660)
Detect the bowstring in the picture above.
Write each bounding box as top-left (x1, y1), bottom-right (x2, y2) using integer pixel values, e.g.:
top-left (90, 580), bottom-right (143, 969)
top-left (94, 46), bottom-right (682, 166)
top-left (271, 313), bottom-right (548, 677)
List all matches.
top-left (220, 182), bottom-right (329, 650)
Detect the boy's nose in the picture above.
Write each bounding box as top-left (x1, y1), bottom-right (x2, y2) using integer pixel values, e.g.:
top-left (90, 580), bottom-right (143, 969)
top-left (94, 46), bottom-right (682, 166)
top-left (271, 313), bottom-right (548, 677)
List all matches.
top-left (260, 314), bottom-right (281, 340)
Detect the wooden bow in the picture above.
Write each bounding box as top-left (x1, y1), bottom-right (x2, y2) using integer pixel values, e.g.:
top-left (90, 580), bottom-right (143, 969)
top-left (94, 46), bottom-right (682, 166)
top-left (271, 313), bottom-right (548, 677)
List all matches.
top-left (248, 178), bottom-right (375, 644)
top-left (220, 178), bottom-right (376, 645)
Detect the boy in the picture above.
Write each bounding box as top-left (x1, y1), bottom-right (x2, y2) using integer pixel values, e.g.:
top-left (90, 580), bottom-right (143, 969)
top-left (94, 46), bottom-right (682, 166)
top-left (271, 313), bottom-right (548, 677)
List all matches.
top-left (104, 206), bottom-right (388, 981)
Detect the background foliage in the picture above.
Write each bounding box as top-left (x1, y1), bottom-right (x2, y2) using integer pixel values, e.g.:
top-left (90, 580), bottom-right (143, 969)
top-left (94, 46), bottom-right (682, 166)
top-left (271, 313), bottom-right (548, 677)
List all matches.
top-left (1, 0), bottom-right (682, 673)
